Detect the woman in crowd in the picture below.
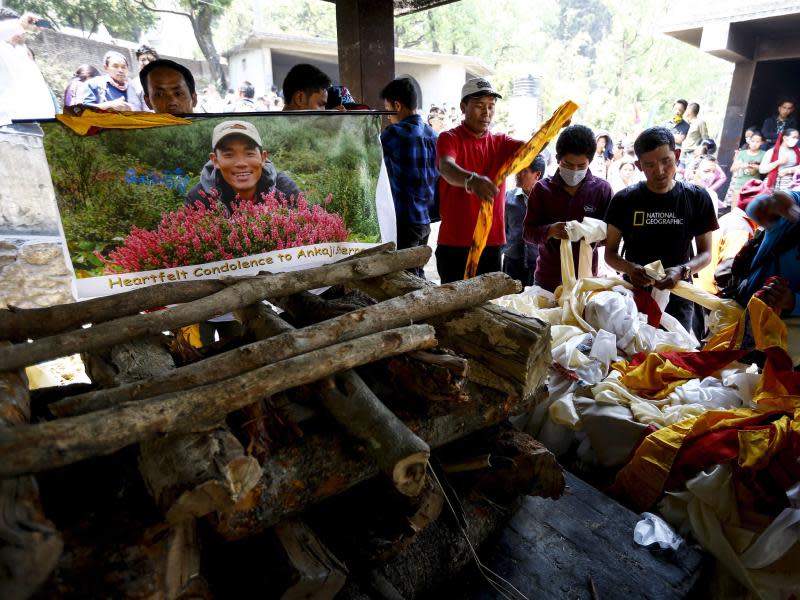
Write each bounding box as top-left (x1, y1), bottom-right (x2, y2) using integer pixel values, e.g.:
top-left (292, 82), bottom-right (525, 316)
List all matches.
top-left (609, 156), bottom-right (639, 193)
top-left (63, 64), bottom-right (99, 107)
top-left (759, 129), bottom-right (800, 192)
top-left (729, 130), bottom-right (766, 205)
top-left (741, 125), bottom-right (759, 149)
top-left (589, 130), bottom-right (613, 180)
top-left (687, 139), bottom-right (727, 197)
top-left (76, 50), bottom-right (135, 111)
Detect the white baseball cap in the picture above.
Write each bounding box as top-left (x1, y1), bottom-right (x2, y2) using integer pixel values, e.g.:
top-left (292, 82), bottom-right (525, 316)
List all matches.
top-left (460, 78), bottom-right (502, 101)
top-left (211, 120), bottom-right (262, 149)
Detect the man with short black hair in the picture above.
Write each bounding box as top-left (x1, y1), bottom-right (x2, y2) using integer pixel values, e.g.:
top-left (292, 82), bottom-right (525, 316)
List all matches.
top-left (282, 64), bottom-right (331, 111)
top-left (139, 58), bottom-right (197, 114)
top-left (233, 81), bottom-right (256, 112)
top-left (435, 77), bottom-right (523, 282)
top-left (185, 120), bottom-right (300, 209)
top-left (503, 154), bottom-right (545, 286)
top-left (523, 125), bottom-right (613, 291)
top-left (680, 102), bottom-right (708, 163)
top-left (379, 78), bottom-right (438, 277)
top-left (130, 44), bottom-right (158, 111)
top-left (761, 98), bottom-right (797, 148)
top-left (604, 126), bottom-right (718, 331)
top-left (665, 99), bottom-right (689, 146)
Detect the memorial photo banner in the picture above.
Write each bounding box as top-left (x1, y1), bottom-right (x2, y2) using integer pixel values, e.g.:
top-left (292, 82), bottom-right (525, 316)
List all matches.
top-left (39, 112), bottom-right (394, 298)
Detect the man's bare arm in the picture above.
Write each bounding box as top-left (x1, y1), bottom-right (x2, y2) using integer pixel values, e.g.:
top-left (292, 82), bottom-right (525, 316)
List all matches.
top-left (605, 224), bottom-right (653, 287)
top-left (438, 155), bottom-right (498, 203)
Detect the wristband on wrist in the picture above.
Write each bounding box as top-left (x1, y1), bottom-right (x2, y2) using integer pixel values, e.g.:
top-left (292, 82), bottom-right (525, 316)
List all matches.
top-left (464, 171), bottom-right (476, 193)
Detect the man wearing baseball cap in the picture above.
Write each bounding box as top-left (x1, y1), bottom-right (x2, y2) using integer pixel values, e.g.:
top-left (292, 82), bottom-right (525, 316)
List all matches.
top-left (435, 77), bottom-right (523, 282)
top-left (186, 119), bottom-right (300, 209)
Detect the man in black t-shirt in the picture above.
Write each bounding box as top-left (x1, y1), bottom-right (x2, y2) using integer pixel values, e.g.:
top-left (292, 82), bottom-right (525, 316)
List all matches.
top-left (664, 99), bottom-right (690, 147)
top-left (604, 127), bottom-right (718, 332)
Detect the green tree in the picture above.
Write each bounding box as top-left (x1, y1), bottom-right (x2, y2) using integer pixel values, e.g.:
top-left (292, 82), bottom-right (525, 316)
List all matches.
top-left (546, 0), bottom-right (612, 59)
top-left (134, 0), bottom-right (231, 90)
top-left (5, 0), bottom-right (156, 40)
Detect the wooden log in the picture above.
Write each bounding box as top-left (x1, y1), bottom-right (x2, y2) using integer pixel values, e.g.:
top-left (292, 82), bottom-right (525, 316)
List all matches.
top-left (275, 518), bottom-right (348, 600)
top-left (240, 304), bottom-right (431, 498)
top-left (441, 426), bottom-right (566, 505)
top-left (320, 371), bottom-right (430, 497)
top-left (211, 382), bottom-right (547, 540)
top-left (0, 280), bottom-right (224, 342)
top-left (82, 336), bottom-right (175, 388)
top-left (0, 325), bottom-right (437, 478)
top-left (0, 245), bottom-right (431, 371)
top-left (0, 242), bottom-right (398, 343)
top-left (0, 354), bottom-right (63, 600)
top-left (348, 269), bottom-right (551, 400)
top-left (384, 350), bottom-right (470, 408)
top-left (139, 429), bottom-right (263, 524)
top-left (51, 273), bottom-right (516, 418)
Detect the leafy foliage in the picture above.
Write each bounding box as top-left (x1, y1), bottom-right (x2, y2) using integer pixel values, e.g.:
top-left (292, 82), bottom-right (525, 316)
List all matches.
top-left (6, 0), bottom-right (156, 40)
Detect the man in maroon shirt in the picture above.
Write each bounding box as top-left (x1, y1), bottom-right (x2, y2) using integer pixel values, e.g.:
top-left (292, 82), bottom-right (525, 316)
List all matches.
top-left (435, 78), bottom-right (523, 283)
top-left (523, 124), bottom-right (613, 291)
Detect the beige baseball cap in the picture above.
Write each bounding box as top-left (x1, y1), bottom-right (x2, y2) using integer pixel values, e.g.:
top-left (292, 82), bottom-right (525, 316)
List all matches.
top-left (460, 78), bottom-right (502, 101)
top-left (211, 120), bottom-right (262, 149)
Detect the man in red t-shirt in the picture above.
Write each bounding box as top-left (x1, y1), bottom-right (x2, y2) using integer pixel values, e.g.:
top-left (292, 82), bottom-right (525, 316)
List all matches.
top-left (435, 78), bottom-right (523, 282)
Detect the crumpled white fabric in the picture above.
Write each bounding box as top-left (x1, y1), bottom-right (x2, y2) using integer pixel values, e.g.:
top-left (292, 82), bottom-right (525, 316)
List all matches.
top-left (634, 512), bottom-right (684, 550)
top-left (589, 368), bottom-right (752, 429)
top-left (740, 482), bottom-right (800, 570)
top-left (660, 465), bottom-right (800, 600)
top-left (564, 217), bottom-right (608, 281)
top-left (583, 286), bottom-right (698, 355)
top-left (667, 376), bottom-right (746, 411)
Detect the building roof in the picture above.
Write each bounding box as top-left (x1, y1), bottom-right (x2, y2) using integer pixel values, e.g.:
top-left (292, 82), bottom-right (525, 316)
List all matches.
top-left (320, 0), bottom-right (460, 16)
top-left (223, 31), bottom-right (493, 76)
top-left (663, 1), bottom-right (800, 47)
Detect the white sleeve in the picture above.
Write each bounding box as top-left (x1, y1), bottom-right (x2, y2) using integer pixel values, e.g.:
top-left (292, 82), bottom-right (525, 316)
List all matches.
top-left (0, 19), bottom-right (24, 42)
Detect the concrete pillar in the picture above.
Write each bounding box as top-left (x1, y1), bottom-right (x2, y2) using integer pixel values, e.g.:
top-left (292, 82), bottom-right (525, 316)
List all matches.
top-left (336, 0), bottom-right (395, 109)
top-left (717, 59), bottom-right (757, 198)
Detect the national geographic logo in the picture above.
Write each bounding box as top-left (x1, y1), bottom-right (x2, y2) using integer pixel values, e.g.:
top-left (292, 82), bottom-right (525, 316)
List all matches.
top-left (633, 211), bottom-right (683, 226)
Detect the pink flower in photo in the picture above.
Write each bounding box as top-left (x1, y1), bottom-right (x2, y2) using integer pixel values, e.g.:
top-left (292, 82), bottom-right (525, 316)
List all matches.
top-left (99, 191), bottom-right (349, 272)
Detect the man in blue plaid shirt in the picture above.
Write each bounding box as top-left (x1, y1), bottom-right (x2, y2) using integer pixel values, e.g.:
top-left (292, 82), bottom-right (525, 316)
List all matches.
top-left (380, 78), bottom-right (439, 277)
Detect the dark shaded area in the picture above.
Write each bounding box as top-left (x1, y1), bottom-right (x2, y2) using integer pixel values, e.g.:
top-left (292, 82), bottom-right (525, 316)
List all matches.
top-left (458, 473), bottom-right (710, 600)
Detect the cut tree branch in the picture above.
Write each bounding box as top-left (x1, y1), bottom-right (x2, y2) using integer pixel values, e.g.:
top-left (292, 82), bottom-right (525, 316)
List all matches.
top-left (0, 325), bottom-right (437, 478)
top-left (50, 272), bottom-right (516, 417)
top-left (0, 246), bottom-right (430, 372)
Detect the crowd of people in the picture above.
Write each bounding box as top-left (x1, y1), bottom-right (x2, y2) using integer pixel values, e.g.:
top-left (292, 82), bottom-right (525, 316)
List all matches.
top-left (2, 8), bottom-right (797, 355)
top-left (380, 78), bottom-right (798, 351)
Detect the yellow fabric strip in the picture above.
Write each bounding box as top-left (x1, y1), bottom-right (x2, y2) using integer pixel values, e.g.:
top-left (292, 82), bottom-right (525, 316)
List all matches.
top-left (56, 110), bottom-right (191, 136)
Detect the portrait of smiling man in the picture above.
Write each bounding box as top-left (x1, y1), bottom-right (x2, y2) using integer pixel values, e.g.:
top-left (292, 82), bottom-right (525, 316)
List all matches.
top-left (185, 120), bottom-right (300, 210)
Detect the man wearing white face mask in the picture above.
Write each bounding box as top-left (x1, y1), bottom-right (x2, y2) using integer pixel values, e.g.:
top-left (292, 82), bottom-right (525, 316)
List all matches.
top-left (523, 124), bottom-right (613, 291)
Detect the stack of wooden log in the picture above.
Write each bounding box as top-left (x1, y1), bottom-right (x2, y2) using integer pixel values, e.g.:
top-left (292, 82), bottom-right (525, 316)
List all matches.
top-left (0, 244), bottom-right (564, 599)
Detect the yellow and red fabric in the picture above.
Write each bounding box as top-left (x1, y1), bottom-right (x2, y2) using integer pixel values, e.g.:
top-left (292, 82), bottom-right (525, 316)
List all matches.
top-left (612, 296), bottom-right (800, 511)
top-left (611, 350), bottom-right (747, 400)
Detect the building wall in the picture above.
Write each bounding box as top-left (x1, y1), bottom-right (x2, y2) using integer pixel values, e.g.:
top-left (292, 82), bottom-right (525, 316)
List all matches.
top-left (395, 62), bottom-right (467, 111)
top-left (228, 47), bottom-right (273, 96)
top-left (27, 29), bottom-right (218, 93)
